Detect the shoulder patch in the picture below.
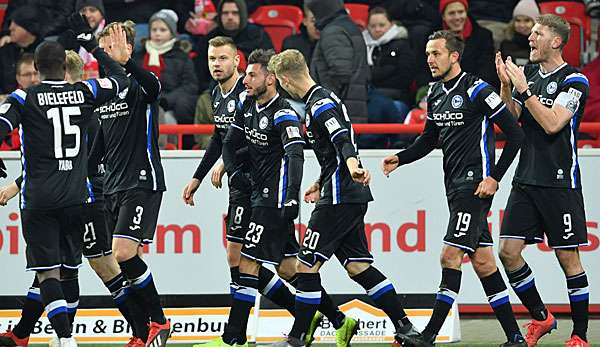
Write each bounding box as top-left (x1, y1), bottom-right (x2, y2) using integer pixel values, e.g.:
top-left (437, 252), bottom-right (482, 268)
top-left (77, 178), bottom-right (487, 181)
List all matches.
top-left (329, 92), bottom-right (341, 103)
top-left (286, 126), bottom-right (301, 139)
top-left (274, 109), bottom-right (299, 125)
top-left (562, 72), bottom-right (589, 87)
top-left (485, 92), bottom-right (502, 109)
top-left (324, 117), bottom-right (341, 134)
top-left (568, 87), bottom-right (583, 100)
top-left (9, 89), bottom-right (27, 105)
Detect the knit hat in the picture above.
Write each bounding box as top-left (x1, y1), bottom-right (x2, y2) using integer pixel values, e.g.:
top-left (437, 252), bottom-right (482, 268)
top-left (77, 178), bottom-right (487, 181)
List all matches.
top-left (10, 6), bottom-right (43, 37)
top-left (76, 0), bottom-right (106, 17)
top-left (513, 0), bottom-right (540, 20)
top-left (439, 0), bottom-right (469, 14)
top-left (150, 9), bottom-right (179, 37)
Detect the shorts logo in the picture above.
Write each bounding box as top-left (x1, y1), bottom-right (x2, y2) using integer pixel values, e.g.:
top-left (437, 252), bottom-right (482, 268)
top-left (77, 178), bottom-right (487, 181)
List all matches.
top-left (557, 168), bottom-right (564, 180)
top-left (139, 169), bottom-right (147, 181)
top-left (259, 116), bottom-right (269, 129)
top-left (227, 100), bottom-right (236, 113)
top-left (547, 81), bottom-right (558, 94)
top-left (451, 95), bottom-right (463, 109)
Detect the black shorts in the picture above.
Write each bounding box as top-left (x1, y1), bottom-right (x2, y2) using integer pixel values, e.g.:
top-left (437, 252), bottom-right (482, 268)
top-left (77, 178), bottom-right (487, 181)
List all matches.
top-left (444, 191), bottom-right (494, 253)
top-left (82, 201), bottom-right (112, 258)
top-left (298, 203), bottom-right (373, 267)
top-left (225, 200), bottom-right (251, 244)
top-left (21, 205), bottom-right (85, 271)
top-left (500, 183), bottom-right (588, 248)
top-left (240, 207), bottom-right (299, 265)
top-left (105, 188), bottom-right (163, 244)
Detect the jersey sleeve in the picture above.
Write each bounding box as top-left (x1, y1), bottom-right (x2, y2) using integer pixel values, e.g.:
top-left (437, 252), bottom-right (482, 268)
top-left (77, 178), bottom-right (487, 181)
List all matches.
top-left (80, 78), bottom-right (122, 107)
top-left (468, 79), bottom-right (507, 119)
top-left (274, 108), bottom-right (305, 149)
top-left (555, 72), bottom-right (589, 116)
top-left (311, 97), bottom-right (357, 161)
top-left (0, 90), bottom-right (24, 137)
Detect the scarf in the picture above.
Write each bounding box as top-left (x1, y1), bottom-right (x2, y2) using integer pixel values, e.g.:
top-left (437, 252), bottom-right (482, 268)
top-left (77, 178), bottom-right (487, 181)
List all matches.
top-left (363, 24), bottom-right (408, 66)
top-left (145, 38), bottom-right (177, 67)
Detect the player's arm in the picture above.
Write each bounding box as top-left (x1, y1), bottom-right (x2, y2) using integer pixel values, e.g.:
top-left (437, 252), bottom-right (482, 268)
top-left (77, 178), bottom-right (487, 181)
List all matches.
top-left (495, 53), bottom-right (522, 118)
top-left (523, 78), bottom-right (587, 135)
top-left (183, 128), bottom-right (223, 205)
top-left (88, 125), bottom-right (105, 176)
top-left (222, 112), bottom-right (248, 190)
top-left (315, 102), bottom-right (370, 185)
top-left (124, 59), bottom-right (161, 101)
top-left (276, 110), bottom-right (305, 219)
top-left (476, 86), bottom-right (524, 184)
top-left (0, 94), bottom-right (22, 177)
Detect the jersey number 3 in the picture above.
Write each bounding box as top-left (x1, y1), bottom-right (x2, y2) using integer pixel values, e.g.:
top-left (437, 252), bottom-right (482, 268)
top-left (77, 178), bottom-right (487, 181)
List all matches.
top-left (47, 106), bottom-right (81, 159)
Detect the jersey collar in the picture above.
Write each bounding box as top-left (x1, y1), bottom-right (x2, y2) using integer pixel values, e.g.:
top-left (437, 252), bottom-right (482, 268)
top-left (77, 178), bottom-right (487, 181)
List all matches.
top-left (304, 85), bottom-right (321, 103)
top-left (220, 75), bottom-right (244, 99)
top-left (42, 80), bottom-right (68, 85)
top-left (256, 93), bottom-right (279, 113)
top-left (442, 72), bottom-right (466, 95)
top-left (538, 62), bottom-right (567, 78)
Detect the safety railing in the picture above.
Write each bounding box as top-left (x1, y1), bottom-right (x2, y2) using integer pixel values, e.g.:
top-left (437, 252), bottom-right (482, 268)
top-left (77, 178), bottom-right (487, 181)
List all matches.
top-left (160, 123), bottom-right (600, 150)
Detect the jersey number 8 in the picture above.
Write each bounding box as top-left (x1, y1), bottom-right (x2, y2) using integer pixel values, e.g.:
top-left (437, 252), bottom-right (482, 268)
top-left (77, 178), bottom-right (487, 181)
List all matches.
top-left (47, 106), bottom-right (81, 159)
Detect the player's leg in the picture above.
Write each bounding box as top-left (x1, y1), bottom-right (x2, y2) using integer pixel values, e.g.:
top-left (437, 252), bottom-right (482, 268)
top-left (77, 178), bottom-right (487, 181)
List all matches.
top-left (112, 189), bottom-right (169, 347)
top-left (99, 198), bottom-right (147, 346)
top-left (59, 268), bottom-right (79, 325)
top-left (500, 184), bottom-right (561, 345)
top-left (471, 246), bottom-right (524, 345)
top-left (21, 209), bottom-right (76, 343)
top-left (0, 276), bottom-right (42, 347)
top-left (470, 198), bottom-right (524, 345)
top-left (543, 188), bottom-right (589, 345)
top-left (225, 202), bottom-right (250, 296)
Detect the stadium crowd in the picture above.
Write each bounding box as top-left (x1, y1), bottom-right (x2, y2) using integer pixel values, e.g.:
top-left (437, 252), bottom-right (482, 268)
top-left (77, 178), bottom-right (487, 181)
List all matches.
top-left (0, 0), bottom-right (599, 149)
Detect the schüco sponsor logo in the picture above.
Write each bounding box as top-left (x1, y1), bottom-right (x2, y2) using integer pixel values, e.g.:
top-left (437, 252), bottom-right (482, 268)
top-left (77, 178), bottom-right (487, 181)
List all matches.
top-left (431, 111), bottom-right (464, 121)
top-left (214, 115), bottom-right (235, 124)
top-left (98, 102), bottom-right (128, 113)
top-left (244, 127), bottom-right (268, 141)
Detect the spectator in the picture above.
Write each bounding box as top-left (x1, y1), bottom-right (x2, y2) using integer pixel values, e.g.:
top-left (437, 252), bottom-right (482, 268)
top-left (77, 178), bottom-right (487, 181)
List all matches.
top-left (282, 6), bottom-right (319, 66)
top-left (1, 0), bottom-right (75, 38)
top-left (500, 0), bottom-right (539, 66)
top-left (440, 0), bottom-right (499, 87)
top-left (306, 0), bottom-right (369, 124)
top-left (0, 53), bottom-right (40, 151)
top-left (193, 90), bottom-right (215, 148)
top-left (185, 0), bottom-right (217, 36)
top-left (135, 10), bottom-right (199, 126)
top-left (364, 7), bottom-right (415, 115)
top-left (193, 0), bottom-right (274, 91)
top-left (468, 0), bottom-right (519, 48)
top-left (0, 6), bottom-right (44, 95)
top-left (58, 0), bottom-right (107, 80)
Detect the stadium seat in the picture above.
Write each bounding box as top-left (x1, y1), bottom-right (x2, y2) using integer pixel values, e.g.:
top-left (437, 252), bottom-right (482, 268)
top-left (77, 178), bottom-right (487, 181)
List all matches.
top-left (249, 5), bottom-right (303, 52)
top-left (237, 48), bottom-right (247, 72)
top-left (0, 6), bottom-right (5, 29)
top-left (345, 3), bottom-right (369, 30)
top-left (539, 1), bottom-right (590, 66)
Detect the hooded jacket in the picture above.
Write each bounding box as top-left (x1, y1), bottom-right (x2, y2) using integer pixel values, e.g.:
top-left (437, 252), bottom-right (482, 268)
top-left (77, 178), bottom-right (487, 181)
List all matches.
top-left (193, 0), bottom-right (274, 90)
top-left (363, 25), bottom-right (415, 103)
top-left (307, 0), bottom-right (370, 123)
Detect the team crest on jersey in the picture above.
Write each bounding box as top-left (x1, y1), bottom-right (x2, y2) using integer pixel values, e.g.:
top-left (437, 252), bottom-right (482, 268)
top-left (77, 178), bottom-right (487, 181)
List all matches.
top-left (227, 100), bottom-right (236, 113)
top-left (451, 95), bottom-right (463, 108)
top-left (547, 81), bottom-right (558, 94)
top-left (118, 87), bottom-right (128, 100)
top-left (259, 116), bottom-right (269, 129)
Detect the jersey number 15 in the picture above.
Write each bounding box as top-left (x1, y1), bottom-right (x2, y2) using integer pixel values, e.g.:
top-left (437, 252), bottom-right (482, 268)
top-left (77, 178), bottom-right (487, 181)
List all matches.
top-left (47, 106), bottom-right (81, 159)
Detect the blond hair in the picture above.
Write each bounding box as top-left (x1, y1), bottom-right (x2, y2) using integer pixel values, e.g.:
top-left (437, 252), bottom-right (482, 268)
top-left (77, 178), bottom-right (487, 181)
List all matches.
top-left (65, 50), bottom-right (84, 81)
top-left (536, 14), bottom-right (570, 49)
top-left (99, 20), bottom-right (137, 46)
top-left (267, 49), bottom-right (308, 79)
top-left (208, 36), bottom-right (237, 52)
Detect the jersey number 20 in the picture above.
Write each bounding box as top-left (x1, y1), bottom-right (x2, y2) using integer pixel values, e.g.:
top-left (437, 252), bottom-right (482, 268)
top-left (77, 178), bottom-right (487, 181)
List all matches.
top-left (47, 106), bottom-right (81, 159)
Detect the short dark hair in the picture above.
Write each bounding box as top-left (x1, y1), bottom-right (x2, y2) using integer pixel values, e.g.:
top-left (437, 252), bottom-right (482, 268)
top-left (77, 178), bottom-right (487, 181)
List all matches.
top-left (34, 41), bottom-right (66, 76)
top-left (368, 7), bottom-right (391, 21)
top-left (248, 49), bottom-right (275, 70)
top-left (428, 30), bottom-right (465, 59)
top-left (16, 53), bottom-right (35, 75)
